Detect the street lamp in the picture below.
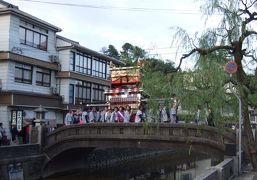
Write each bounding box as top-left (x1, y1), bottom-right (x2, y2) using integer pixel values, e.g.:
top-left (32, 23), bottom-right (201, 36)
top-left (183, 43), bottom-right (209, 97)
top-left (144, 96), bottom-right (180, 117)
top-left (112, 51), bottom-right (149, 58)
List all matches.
top-left (33, 105), bottom-right (48, 126)
top-left (33, 105), bottom-right (48, 145)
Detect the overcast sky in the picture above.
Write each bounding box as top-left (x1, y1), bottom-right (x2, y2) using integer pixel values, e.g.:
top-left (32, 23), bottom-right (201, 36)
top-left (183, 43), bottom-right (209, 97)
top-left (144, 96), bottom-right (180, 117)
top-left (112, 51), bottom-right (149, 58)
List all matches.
top-left (7, 0), bottom-right (221, 69)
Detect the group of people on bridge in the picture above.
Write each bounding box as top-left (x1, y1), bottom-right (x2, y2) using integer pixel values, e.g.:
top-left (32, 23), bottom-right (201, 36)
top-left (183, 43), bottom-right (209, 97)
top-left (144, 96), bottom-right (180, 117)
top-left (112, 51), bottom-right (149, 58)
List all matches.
top-left (64, 105), bottom-right (146, 125)
top-left (64, 102), bottom-right (179, 125)
top-left (64, 102), bottom-right (215, 126)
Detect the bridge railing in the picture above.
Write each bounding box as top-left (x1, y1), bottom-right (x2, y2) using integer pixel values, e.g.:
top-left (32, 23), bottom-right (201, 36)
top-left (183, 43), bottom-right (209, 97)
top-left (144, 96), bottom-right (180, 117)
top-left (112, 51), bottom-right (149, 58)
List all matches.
top-left (44, 123), bottom-right (236, 152)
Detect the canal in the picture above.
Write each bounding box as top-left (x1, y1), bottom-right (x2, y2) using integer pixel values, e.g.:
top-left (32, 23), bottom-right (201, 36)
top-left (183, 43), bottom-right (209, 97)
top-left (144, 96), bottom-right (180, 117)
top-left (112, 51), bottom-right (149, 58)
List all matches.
top-left (45, 148), bottom-right (222, 180)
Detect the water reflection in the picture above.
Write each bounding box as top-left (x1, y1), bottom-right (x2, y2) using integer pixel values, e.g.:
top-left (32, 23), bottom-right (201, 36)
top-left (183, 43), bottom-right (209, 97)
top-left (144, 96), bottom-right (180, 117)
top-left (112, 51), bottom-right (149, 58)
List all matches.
top-left (45, 149), bottom-right (221, 180)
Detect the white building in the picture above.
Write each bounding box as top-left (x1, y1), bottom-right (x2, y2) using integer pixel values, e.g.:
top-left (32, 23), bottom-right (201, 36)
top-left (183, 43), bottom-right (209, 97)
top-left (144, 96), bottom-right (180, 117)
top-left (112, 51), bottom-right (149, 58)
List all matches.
top-left (56, 35), bottom-right (124, 108)
top-left (0, 0), bottom-right (124, 139)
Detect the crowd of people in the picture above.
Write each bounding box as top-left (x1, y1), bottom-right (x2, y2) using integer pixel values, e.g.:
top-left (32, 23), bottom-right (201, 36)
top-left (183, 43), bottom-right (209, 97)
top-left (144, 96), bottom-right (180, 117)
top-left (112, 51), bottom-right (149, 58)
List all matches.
top-left (64, 101), bottom-right (215, 127)
top-left (158, 103), bottom-right (178, 123)
top-left (64, 102), bottom-right (181, 126)
top-left (0, 102), bottom-right (215, 147)
top-left (64, 105), bottom-right (146, 125)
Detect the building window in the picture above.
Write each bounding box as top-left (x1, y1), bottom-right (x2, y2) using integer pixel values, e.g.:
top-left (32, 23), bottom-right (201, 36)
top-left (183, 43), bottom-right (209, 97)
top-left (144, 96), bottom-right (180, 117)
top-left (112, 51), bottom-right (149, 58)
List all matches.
top-left (19, 26), bottom-right (48, 50)
top-left (92, 57), bottom-right (107, 79)
top-left (19, 27), bottom-right (26, 44)
top-left (69, 84), bottom-right (74, 104)
top-left (70, 52), bottom-right (75, 71)
top-left (70, 52), bottom-right (107, 79)
top-left (36, 68), bottom-right (51, 87)
top-left (73, 53), bottom-right (92, 75)
top-left (86, 54), bottom-right (91, 75)
top-left (15, 63), bottom-right (32, 84)
top-left (75, 81), bottom-right (91, 105)
top-left (92, 84), bottom-right (107, 103)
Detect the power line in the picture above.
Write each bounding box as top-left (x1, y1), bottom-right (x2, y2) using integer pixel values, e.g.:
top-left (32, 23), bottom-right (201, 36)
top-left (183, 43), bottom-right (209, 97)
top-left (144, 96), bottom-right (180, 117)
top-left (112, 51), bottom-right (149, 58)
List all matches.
top-left (145, 46), bottom-right (183, 50)
top-left (16, 0), bottom-right (202, 14)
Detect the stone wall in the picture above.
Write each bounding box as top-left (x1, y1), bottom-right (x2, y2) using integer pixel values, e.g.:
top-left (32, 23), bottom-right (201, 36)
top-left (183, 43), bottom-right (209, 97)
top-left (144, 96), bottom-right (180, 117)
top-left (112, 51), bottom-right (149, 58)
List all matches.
top-left (0, 144), bottom-right (45, 180)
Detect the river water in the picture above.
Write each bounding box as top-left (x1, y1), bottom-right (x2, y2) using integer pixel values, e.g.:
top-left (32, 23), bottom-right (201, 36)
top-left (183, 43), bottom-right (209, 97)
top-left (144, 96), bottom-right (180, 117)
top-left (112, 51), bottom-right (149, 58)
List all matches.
top-left (45, 149), bottom-right (221, 180)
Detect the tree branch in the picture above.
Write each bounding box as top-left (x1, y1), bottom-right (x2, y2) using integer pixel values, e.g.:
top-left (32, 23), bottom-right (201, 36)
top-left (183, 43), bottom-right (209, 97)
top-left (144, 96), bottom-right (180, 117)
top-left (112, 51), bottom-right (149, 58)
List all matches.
top-left (245, 30), bottom-right (257, 37)
top-left (244, 53), bottom-right (257, 62)
top-left (239, 0), bottom-right (257, 24)
top-left (175, 46), bottom-right (234, 71)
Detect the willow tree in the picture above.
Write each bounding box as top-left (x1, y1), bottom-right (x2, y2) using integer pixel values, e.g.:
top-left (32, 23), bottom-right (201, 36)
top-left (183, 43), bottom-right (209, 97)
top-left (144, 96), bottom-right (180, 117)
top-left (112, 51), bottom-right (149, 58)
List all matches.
top-left (171, 54), bottom-right (237, 124)
top-left (173, 0), bottom-right (257, 169)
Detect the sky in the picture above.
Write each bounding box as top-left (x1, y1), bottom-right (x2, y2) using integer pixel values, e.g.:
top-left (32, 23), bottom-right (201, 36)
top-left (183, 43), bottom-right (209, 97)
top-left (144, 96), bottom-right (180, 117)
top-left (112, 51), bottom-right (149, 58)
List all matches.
top-left (6, 0), bottom-right (221, 69)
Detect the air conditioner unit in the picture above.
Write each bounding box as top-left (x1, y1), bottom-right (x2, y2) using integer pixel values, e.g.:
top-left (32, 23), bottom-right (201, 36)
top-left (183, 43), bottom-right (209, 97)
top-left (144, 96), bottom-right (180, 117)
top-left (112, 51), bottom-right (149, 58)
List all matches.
top-left (50, 86), bottom-right (58, 95)
top-left (49, 55), bottom-right (59, 63)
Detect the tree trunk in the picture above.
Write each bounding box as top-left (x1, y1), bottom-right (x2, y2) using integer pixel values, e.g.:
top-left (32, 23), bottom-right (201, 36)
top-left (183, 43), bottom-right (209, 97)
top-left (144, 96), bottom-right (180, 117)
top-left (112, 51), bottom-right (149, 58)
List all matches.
top-left (234, 47), bottom-right (257, 171)
top-left (240, 90), bottom-right (257, 171)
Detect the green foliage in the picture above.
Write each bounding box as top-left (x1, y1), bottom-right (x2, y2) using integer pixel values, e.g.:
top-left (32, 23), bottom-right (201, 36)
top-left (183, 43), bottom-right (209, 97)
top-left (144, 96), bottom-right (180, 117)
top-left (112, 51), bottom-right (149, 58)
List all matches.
top-left (142, 71), bottom-right (173, 99)
top-left (103, 43), bottom-right (178, 71)
top-left (102, 44), bottom-right (120, 60)
top-left (119, 43), bottom-right (147, 66)
top-left (168, 0), bottom-right (257, 127)
top-left (102, 43), bottom-right (147, 66)
top-left (142, 50), bottom-right (239, 125)
top-left (177, 113), bottom-right (195, 123)
top-left (143, 58), bottom-right (176, 74)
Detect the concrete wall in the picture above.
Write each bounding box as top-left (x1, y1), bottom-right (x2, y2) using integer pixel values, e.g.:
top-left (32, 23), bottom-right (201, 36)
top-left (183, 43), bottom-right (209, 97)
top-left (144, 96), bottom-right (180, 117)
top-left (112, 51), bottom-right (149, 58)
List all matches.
top-left (9, 15), bottom-right (58, 61)
top-left (59, 78), bottom-right (73, 104)
top-left (194, 168), bottom-right (219, 180)
top-left (194, 158), bottom-right (236, 180)
top-left (0, 15), bottom-right (10, 50)
top-left (58, 49), bottom-right (71, 71)
top-left (0, 61), bottom-right (10, 90)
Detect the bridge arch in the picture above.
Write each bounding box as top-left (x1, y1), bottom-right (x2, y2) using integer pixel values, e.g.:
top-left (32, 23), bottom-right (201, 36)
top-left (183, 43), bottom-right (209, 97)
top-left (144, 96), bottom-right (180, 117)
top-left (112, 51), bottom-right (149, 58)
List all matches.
top-left (43, 123), bottom-right (236, 161)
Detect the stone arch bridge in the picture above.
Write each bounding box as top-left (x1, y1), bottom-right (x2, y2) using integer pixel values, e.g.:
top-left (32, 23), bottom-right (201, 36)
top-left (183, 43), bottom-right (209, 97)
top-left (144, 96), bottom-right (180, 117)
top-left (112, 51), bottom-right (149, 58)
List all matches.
top-left (43, 123), bottom-right (236, 160)
top-left (0, 123), bottom-right (237, 179)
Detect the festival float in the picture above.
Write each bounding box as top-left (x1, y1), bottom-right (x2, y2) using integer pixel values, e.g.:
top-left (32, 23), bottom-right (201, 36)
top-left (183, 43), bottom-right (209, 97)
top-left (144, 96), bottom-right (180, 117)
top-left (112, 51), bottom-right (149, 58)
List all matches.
top-left (104, 65), bottom-right (148, 120)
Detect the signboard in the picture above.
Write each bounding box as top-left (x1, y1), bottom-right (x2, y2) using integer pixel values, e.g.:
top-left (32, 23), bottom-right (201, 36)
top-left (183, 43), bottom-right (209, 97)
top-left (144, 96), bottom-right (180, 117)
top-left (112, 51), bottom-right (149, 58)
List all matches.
top-left (225, 61), bottom-right (238, 74)
top-left (11, 111), bottom-right (17, 125)
top-left (11, 110), bottom-right (23, 131)
top-left (17, 111), bottom-right (23, 132)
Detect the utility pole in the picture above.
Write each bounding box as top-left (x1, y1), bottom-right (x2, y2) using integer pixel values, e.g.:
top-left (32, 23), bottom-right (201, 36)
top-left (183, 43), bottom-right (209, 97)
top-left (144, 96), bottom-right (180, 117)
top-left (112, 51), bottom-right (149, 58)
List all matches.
top-left (225, 61), bottom-right (241, 174)
top-left (229, 81), bottom-right (242, 174)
